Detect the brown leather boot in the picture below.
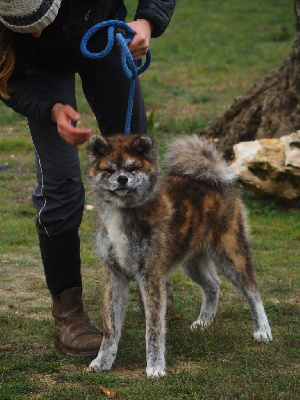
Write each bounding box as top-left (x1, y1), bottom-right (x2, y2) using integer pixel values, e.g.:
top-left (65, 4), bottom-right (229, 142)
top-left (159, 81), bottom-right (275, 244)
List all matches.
top-left (52, 287), bottom-right (102, 356)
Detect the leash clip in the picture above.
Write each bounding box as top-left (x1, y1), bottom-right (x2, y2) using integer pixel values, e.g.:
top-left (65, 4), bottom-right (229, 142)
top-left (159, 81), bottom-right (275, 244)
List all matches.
top-left (115, 26), bottom-right (126, 36)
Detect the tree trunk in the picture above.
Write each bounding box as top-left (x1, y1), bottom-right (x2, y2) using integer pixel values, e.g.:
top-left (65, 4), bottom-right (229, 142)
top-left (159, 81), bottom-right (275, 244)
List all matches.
top-left (201, 0), bottom-right (300, 160)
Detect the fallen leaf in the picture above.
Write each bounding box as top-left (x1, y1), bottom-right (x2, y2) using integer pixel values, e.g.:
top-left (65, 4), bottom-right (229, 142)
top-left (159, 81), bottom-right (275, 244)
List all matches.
top-left (0, 344), bottom-right (13, 350)
top-left (100, 385), bottom-right (117, 399)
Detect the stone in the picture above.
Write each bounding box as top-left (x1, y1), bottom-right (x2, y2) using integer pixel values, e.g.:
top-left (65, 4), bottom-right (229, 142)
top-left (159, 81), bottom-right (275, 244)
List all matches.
top-left (231, 132), bottom-right (300, 200)
top-left (280, 132), bottom-right (300, 168)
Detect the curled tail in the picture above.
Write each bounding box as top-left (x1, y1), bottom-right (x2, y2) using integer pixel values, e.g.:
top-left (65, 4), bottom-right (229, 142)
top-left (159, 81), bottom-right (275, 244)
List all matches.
top-left (164, 134), bottom-right (236, 186)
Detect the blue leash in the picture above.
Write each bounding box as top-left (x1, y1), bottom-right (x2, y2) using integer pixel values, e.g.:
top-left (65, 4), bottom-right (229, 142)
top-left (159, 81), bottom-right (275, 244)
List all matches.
top-left (80, 20), bottom-right (151, 134)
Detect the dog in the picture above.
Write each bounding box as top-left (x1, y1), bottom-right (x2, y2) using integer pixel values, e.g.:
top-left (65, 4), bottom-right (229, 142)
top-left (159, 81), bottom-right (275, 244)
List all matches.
top-left (86, 133), bottom-right (272, 378)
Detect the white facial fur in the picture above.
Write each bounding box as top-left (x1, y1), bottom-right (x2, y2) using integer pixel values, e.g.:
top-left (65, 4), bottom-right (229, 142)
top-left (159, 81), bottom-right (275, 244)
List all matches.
top-left (90, 165), bottom-right (157, 208)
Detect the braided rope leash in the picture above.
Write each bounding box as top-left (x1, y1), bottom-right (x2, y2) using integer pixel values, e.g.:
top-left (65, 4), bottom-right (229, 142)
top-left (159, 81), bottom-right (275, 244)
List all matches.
top-left (80, 20), bottom-right (151, 134)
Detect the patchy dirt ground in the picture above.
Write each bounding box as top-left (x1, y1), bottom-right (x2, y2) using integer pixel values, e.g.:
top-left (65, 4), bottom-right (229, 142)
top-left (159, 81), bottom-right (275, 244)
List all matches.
top-left (0, 254), bottom-right (51, 319)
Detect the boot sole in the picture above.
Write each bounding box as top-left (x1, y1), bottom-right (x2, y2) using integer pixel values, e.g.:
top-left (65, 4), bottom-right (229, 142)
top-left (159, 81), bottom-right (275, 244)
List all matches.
top-left (54, 336), bottom-right (98, 357)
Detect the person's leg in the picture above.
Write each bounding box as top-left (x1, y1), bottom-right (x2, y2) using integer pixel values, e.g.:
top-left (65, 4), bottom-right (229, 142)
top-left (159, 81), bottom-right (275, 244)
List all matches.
top-left (78, 39), bottom-right (147, 135)
top-left (27, 68), bottom-right (102, 355)
top-left (27, 69), bottom-right (84, 291)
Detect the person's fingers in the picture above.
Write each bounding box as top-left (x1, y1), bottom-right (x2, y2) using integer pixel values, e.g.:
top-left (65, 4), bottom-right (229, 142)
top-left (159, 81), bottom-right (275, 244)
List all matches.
top-left (127, 20), bottom-right (152, 60)
top-left (59, 127), bottom-right (92, 146)
top-left (56, 106), bottom-right (92, 145)
top-left (63, 105), bottom-right (81, 122)
top-left (128, 37), bottom-right (149, 59)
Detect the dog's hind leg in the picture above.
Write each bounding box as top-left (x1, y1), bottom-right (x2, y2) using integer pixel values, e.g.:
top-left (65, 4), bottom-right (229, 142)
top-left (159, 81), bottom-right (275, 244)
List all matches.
top-left (90, 268), bottom-right (129, 372)
top-left (137, 271), bottom-right (167, 379)
top-left (183, 252), bottom-right (220, 330)
top-left (217, 255), bottom-right (272, 342)
top-left (214, 228), bottom-right (272, 343)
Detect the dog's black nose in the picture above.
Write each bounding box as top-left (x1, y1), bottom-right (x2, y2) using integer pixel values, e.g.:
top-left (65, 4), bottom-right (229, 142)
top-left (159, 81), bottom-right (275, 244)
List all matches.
top-left (117, 175), bottom-right (128, 185)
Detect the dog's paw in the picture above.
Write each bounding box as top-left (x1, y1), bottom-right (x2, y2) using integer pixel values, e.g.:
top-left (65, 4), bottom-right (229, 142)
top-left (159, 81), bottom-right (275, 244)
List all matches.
top-left (254, 328), bottom-right (273, 343)
top-left (89, 357), bottom-right (111, 372)
top-left (190, 319), bottom-right (211, 331)
top-left (146, 367), bottom-right (166, 379)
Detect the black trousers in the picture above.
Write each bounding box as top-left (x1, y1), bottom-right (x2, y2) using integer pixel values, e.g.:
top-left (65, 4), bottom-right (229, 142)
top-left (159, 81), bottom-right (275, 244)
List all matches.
top-left (27, 40), bottom-right (147, 237)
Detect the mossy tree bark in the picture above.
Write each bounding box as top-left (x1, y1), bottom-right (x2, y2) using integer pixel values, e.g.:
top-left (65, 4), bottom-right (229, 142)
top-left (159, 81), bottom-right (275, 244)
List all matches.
top-left (201, 0), bottom-right (300, 160)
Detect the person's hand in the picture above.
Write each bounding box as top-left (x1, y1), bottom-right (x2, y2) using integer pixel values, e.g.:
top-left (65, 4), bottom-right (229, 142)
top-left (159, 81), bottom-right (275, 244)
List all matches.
top-left (51, 103), bottom-right (92, 146)
top-left (126, 19), bottom-right (153, 60)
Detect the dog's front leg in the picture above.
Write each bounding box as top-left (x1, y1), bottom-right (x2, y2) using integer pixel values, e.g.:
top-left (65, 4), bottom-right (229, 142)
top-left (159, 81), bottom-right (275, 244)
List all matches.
top-left (137, 272), bottom-right (167, 378)
top-left (90, 268), bottom-right (129, 372)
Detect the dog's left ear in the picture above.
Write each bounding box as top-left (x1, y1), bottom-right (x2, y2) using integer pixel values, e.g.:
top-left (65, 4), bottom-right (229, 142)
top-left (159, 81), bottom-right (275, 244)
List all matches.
top-left (87, 135), bottom-right (108, 164)
top-left (133, 135), bottom-right (153, 160)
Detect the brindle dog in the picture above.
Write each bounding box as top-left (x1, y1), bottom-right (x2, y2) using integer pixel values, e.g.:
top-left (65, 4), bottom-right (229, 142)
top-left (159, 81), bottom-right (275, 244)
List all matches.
top-left (87, 133), bottom-right (272, 378)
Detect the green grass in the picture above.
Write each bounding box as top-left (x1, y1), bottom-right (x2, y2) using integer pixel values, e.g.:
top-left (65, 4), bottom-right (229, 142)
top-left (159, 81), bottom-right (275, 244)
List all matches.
top-left (0, 0), bottom-right (299, 399)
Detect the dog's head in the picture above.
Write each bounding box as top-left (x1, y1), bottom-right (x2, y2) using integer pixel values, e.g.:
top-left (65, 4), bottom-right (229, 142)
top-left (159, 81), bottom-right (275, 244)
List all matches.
top-left (87, 134), bottom-right (160, 208)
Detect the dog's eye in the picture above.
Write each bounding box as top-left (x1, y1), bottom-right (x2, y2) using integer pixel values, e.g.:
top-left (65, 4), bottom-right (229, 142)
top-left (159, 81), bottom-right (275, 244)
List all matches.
top-left (127, 166), bottom-right (139, 173)
top-left (103, 168), bottom-right (115, 174)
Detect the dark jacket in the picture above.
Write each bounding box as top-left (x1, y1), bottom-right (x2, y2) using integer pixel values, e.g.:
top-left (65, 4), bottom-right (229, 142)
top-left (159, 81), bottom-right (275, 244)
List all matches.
top-left (3, 0), bottom-right (176, 124)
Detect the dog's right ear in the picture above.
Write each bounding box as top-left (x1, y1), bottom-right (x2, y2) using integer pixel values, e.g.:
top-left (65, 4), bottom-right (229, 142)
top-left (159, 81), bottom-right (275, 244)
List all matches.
top-left (133, 135), bottom-right (153, 160)
top-left (87, 135), bottom-right (108, 163)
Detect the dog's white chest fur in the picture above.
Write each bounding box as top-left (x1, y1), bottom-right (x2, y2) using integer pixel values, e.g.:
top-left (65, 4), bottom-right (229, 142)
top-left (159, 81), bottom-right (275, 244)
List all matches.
top-left (105, 208), bottom-right (129, 264)
top-left (97, 204), bottom-right (148, 278)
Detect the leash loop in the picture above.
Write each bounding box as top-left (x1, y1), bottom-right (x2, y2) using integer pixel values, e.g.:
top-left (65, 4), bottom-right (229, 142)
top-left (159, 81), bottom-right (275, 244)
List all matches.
top-left (80, 20), bottom-right (151, 134)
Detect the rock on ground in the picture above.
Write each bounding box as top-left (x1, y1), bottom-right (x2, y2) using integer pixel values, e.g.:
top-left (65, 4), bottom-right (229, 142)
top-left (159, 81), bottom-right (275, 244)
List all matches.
top-left (231, 132), bottom-right (300, 200)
